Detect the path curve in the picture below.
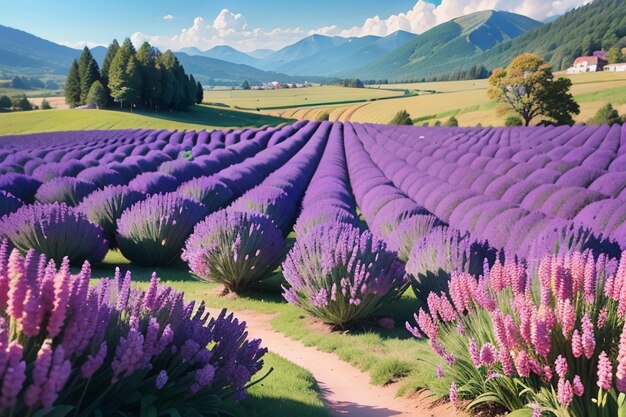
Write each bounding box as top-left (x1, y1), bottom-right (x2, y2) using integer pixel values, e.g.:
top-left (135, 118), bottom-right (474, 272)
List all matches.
top-left (210, 308), bottom-right (461, 417)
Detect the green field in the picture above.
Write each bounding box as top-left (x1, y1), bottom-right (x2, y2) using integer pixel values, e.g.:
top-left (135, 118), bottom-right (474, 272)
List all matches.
top-left (202, 86), bottom-right (405, 110)
top-left (267, 71), bottom-right (626, 126)
top-left (0, 104), bottom-right (289, 135)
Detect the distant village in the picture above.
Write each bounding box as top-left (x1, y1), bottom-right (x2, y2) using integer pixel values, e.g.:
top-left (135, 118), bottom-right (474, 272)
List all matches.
top-left (567, 49), bottom-right (626, 74)
top-left (250, 81), bottom-right (312, 90)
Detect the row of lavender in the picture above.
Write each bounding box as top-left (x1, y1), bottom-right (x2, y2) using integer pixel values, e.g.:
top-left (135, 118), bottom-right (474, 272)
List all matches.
top-left (344, 123), bottom-right (626, 416)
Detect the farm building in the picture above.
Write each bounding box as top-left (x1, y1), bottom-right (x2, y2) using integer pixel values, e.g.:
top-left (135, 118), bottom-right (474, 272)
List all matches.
top-left (604, 62), bottom-right (626, 72)
top-left (566, 55), bottom-right (607, 74)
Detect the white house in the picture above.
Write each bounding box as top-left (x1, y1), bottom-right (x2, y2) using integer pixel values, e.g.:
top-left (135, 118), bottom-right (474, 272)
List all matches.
top-left (604, 63), bottom-right (626, 72)
top-left (567, 56), bottom-right (607, 74)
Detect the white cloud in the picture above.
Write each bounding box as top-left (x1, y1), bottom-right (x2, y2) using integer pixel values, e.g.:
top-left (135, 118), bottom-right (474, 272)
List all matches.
top-left (339, 0), bottom-right (593, 37)
top-left (59, 40), bottom-right (108, 49)
top-left (163, 14), bottom-right (174, 20)
top-left (129, 0), bottom-right (593, 53)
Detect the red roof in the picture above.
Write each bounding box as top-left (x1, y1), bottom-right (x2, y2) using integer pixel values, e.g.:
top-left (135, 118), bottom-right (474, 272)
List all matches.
top-left (573, 56), bottom-right (599, 66)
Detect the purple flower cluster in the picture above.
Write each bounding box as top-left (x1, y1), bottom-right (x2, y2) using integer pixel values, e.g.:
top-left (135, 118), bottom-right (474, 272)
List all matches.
top-left (0, 203), bottom-right (108, 264)
top-left (116, 193), bottom-right (208, 266)
top-left (0, 240), bottom-right (266, 415)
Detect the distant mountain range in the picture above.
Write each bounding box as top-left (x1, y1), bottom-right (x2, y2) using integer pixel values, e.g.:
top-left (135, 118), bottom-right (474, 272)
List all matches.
top-left (1, 0), bottom-right (623, 84)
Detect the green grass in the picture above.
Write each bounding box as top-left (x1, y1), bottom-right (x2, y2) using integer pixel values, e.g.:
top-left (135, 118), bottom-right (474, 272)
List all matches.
top-left (0, 104), bottom-right (290, 135)
top-left (0, 87), bottom-right (64, 98)
top-left (87, 250), bottom-right (440, 402)
top-left (232, 353), bottom-right (330, 417)
top-left (575, 85), bottom-right (626, 104)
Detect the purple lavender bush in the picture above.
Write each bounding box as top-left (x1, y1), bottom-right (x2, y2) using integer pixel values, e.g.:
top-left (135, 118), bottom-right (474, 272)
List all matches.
top-left (282, 222), bottom-right (407, 328)
top-left (177, 176), bottom-right (234, 212)
top-left (0, 242), bottom-right (266, 416)
top-left (0, 203), bottom-right (108, 264)
top-left (128, 172), bottom-right (179, 195)
top-left (0, 191), bottom-right (24, 218)
top-left (35, 177), bottom-right (98, 206)
top-left (116, 193), bottom-right (208, 266)
top-left (77, 186), bottom-right (145, 247)
top-left (0, 173), bottom-right (42, 203)
top-left (182, 210), bottom-right (285, 293)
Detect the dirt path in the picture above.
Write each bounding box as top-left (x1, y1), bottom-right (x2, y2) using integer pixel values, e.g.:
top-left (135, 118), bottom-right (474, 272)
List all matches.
top-left (210, 308), bottom-right (460, 417)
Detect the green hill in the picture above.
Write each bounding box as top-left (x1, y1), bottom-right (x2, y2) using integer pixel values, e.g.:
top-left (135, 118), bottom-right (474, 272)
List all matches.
top-left (476, 0), bottom-right (626, 71)
top-left (355, 10), bottom-right (542, 80)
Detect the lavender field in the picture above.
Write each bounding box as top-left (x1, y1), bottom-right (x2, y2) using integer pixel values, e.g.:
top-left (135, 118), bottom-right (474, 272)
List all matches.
top-left (1, 121), bottom-right (626, 416)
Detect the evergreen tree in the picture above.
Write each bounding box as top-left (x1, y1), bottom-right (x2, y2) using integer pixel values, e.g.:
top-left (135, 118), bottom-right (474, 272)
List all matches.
top-left (196, 81), bottom-right (204, 104)
top-left (78, 47), bottom-right (100, 104)
top-left (11, 95), bottom-right (32, 111)
top-left (443, 116), bottom-right (459, 127)
top-left (0, 95), bottom-right (11, 109)
top-left (101, 39), bottom-right (120, 105)
top-left (108, 38), bottom-right (141, 109)
top-left (187, 74), bottom-right (198, 107)
top-left (40, 99), bottom-right (52, 110)
top-left (86, 80), bottom-right (107, 109)
top-left (65, 60), bottom-right (81, 108)
top-left (136, 42), bottom-right (160, 109)
top-left (241, 80), bottom-right (251, 90)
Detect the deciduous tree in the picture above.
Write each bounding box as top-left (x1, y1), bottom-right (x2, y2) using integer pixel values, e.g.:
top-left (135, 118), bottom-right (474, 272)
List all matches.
top-left (488, 53), bottom-right (580, 126)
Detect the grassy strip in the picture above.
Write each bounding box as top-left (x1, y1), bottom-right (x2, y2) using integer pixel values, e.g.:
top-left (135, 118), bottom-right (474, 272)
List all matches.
top-left (575, 85), bottom-right (626, 104)
top-left (0, 104), bottom-right (290, 135)
top-left (236, 93), bottom-right (418, 111)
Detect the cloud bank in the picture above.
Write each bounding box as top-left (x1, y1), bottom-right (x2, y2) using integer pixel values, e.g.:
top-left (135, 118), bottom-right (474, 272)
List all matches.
top-left (129, 0), bottom-right (593, 52)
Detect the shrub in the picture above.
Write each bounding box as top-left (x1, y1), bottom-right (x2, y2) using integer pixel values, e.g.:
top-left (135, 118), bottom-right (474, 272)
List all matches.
top-left (389, 110), bottom-right (413, 126)
top-left (505, 115), bottom-right (523, 126)
top-left (387, 214), bottom-right (439, 262)
top-left (443, 116), bottom-right (459, 127)
top-left (0, 203), bottom-right (108, 264)
top-left (128, 172), bottom-right (179, 195)
top-left (177, 176), bottom-right (234, 212)
top-left (407, 250), bottom-right (626, 417)
top-left (40, 98), bottom-right (52, 110)
top-left (116, 193), bottom-right (208, 266)
top-left (316, 111), bottom-right (330, 122)
top-left (0, 173), bottom-right (42, 203)
top-left (77, 166), bottom-right (126, 187)
top-left (35, 176), bottom-right (97, 206)
top-left (182, 210), bottom-right (285, 293)
top-left (588, 103), bottom-right (623, 125)
top-left (0, 191), bottom-right (24, 218)
top-left (0, 242), bottom-right (266, 416)
top-left (77, 186), bottom-right (145, 247)
top-left (229, 186), bottom-right (294, 234)
top-left (282, 222), bottom-right (407, 328)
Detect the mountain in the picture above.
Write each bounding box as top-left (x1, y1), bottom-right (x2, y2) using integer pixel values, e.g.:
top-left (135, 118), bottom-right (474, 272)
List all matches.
top-left (257, 31), bottom-right (418, 76)
top-left (256, 34), bottom-right (349, 71)
top-left (474, 0), bottom-right (626, 72)
top-left (181, 45), bottom-right (260, 67)
top-left (173, 52), bottom-right (333, 85)
top-left (355, 10), bottom-right (542, 80)
top-left (248, 49), bottom-right (275, 59)
top-left (0, 25), bottom-right (80, 75)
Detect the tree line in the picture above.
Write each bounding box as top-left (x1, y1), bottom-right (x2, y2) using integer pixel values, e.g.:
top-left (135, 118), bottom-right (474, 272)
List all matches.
top-left (65, 39), bottom-right (204, 110)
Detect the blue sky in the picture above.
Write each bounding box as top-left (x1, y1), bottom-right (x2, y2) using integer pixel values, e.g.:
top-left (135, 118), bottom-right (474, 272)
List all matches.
top-left (0, 0), bottom-right (586, 52)
top-left (1, 0), bottom-right (434, 43)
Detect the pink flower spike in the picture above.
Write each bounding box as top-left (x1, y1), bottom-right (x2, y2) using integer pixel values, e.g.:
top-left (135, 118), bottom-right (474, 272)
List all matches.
top-left (572, 375), bottom-right (584, 397)
top-left (597, 351), bottom-right (613, 391)
top-left (555, 355), bottom-right (568, 378)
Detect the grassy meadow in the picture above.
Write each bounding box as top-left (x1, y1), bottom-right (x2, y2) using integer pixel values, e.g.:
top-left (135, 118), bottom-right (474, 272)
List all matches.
top-left (202, 85), bottom-right (405, 110)
top-left (0, 104), bottom-right (289, 135)
top-left (264, 71), bottom-right (626, 126)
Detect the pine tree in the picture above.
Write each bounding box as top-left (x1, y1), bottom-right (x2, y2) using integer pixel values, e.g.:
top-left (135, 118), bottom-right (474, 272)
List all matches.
top-left (196, 81), bottom-right (204, 104)
top-left (137, 42), bottom-right (159, 108)
top-left (125, 56), bottom-right (143, 109)
top-left (65, 60), bottom-right (81, 108)
top-left (86, 80), bottom-right (107, 109)
top-left (108, 38), bottom-right (140, 109)
top-left (187, 74), bottom-right (197, 107)
top-left (101, 39), bottom-right (120, 105)
top-left (78, 47), bottom-right (100, 104)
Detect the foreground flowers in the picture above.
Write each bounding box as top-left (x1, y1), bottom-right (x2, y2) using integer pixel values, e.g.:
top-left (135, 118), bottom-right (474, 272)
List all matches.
top-left (0, 240), bottom-right (266, 416)
top-left (408, 250), bottom-right (626, 416)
